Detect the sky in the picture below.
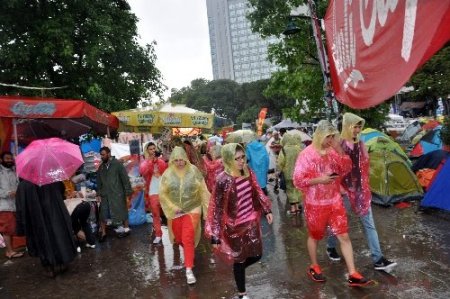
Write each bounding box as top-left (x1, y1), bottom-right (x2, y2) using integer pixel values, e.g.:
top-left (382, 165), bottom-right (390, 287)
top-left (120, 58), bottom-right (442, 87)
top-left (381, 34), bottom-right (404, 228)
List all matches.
top-left (128, 0), bottom-right (213, 99)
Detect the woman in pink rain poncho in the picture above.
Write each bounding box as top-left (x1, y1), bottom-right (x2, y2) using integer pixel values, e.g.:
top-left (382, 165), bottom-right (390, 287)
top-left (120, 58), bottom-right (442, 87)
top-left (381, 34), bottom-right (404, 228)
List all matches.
top-left (139, 142), bottom-right (168, 244)
top-left (293, 120), bottom-right (370, 287)
top-left (202, 143), bottom-right (224, 193)
top-left (206, 143), bottom-right (273, 299)
top-left (159, 146), bottom-right (210, 285)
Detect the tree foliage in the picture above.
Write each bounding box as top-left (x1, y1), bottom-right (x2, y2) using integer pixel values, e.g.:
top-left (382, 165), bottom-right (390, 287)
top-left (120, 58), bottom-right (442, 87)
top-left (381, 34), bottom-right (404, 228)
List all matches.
top-left (409, 44), bottom-right (450, 114)
top-left (0, 0), bottom-right (164, 112)
top-left (246, 0), bottom-right (393, 125)
top-left (168, 78), bottom-right (295, 126)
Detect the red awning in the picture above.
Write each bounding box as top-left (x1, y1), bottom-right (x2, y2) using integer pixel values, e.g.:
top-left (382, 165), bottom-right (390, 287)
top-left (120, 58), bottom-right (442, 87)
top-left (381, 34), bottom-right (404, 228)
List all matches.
top-left (0, 96), bottom-right (119, 149)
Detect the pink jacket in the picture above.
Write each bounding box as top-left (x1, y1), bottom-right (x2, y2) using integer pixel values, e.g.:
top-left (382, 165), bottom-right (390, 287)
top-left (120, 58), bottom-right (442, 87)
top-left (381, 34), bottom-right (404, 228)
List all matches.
top-left (139, 158), bottom-right (168, 195)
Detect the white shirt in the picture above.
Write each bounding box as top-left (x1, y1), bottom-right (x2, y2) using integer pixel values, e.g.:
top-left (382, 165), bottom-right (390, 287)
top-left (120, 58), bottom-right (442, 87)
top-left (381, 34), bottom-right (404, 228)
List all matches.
top-left (0, 165), bottom-right (18, 211)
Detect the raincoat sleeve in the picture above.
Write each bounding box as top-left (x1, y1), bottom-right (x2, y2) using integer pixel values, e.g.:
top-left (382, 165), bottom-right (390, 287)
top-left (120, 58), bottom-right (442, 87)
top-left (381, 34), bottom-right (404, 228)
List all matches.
top-left (97, 166), bottom-right (104, 198)
top-left (205, 174), bottom-right (226, 244)
top-left (194, 168), bottom-right (211, 219)
top-left (119, 163), bottom-right (133, 196)
top-left (293, 150), bottom-right (315, 190)
top-left (277, 149), bottom-right (286, 172)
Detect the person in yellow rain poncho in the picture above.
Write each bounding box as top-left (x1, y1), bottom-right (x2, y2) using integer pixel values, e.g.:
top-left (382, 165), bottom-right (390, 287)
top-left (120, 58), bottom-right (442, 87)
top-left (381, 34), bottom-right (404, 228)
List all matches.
top-left (277, 131), bottom-right (304, 215)
top-left (159, 146), bottom-right (210, 285)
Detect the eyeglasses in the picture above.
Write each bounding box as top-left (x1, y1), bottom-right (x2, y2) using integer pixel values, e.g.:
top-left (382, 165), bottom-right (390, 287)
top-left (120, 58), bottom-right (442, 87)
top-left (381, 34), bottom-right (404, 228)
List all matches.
top-left (234, 155), bottom-right (246, 161)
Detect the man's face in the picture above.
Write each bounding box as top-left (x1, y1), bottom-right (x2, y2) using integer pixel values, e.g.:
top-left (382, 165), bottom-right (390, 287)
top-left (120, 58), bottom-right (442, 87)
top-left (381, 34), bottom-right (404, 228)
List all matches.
top-left (100, 150), bottom-right (110, 163)
top-left (1, 154), bottom-right (14, 168)
top-left (147, 145), bottom-right (156, 158)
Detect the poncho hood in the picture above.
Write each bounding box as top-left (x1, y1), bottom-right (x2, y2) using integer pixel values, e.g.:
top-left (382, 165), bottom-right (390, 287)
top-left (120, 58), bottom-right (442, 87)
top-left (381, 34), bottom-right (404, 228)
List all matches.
top-left (281, 131), bottom-right (302, 147)
top-left (312, 120), bottom-right (339, 150)
top-left (168, 146), bottom-right (191, 166)
top-left (341, 113), bottom-right (365, 142)
top-left (221, 143), bottom-right (249, 177)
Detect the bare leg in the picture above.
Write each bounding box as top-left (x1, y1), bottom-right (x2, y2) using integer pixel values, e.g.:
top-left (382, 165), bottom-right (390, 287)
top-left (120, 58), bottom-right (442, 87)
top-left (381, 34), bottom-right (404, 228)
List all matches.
top-left (307, 236), bottom-right (319, 265)
top-left (337, 233), bottom-right (356, 274)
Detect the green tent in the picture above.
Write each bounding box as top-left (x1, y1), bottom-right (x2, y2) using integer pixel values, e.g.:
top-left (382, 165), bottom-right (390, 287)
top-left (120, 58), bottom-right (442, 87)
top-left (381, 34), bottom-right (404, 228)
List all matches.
top-left (366, 136), bottom-right (423, 206)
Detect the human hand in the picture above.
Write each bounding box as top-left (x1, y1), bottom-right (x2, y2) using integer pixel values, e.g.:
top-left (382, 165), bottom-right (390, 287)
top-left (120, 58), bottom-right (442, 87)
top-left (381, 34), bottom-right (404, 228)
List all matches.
top-left (266, 213), bottom-right (273, 224)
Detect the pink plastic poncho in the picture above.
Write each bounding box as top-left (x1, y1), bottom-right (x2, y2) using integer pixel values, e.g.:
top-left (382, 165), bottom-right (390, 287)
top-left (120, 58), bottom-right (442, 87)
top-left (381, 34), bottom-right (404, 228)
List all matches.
top-left (340, 113), bottom-right (372, 216)
top-left (293, 120), bottom-right (352, 207)
top-left (205, 143), bottom-right (272, 263)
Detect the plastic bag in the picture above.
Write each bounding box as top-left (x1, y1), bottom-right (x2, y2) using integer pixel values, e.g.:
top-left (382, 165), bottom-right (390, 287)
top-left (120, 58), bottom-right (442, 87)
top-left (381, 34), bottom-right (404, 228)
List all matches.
top-left (128, 191), bottom-right (146, 226)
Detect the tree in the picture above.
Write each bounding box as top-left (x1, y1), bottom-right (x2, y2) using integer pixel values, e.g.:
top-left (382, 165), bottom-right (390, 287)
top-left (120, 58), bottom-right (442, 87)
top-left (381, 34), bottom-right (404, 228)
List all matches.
top-left (0, 0), bottom-right (164, 112)
top-left (247, 0), bottom-right (392, 124)
top-left (408, 44), bottom-right (450, 115)
top-left (168, 78), bottom-right (295, 126)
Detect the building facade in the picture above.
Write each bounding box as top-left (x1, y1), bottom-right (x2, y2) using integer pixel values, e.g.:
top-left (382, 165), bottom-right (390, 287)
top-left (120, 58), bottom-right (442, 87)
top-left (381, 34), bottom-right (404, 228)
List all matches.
top-left (206, 0), bottom-right (279, 83)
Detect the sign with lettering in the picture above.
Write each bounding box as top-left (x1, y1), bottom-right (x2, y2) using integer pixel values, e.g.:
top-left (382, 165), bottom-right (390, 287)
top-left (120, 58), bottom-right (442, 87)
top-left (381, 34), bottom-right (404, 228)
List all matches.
top-left (324, 0), bottom-right (450, 109)
top-left (10, 101), bottom-right (56, 117)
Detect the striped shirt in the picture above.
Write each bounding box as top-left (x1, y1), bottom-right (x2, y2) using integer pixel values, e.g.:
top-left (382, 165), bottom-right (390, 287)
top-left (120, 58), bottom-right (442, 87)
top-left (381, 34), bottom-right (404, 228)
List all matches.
top-left (235, 177), bottom-right (255, 225)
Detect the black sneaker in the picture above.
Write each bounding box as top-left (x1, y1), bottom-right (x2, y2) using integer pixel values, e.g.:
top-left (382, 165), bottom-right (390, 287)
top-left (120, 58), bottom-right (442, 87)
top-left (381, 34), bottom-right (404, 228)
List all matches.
top-left (374, 257), bottom-right (397, 271)
top-left (348, 272), bottom-right (371, 287)
top-left (326, 247), bottom-right (341, 262)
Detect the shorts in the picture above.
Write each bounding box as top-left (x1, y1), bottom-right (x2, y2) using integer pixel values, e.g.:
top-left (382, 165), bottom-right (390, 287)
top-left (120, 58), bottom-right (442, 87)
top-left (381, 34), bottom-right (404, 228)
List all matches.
top-left (0, 211), bottom-right (17, 235)
top-left (304, 201), bottom-right (348, 240)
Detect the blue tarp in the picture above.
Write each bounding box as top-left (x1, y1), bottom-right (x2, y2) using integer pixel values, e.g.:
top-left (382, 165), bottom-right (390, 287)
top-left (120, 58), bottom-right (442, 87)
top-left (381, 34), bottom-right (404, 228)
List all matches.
top-left (421, 159), bottom-right (450, 212)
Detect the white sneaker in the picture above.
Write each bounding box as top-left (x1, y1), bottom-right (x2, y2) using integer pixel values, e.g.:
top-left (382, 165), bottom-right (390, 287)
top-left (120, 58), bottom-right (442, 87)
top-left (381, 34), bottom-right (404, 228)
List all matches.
top-left (85, 243), bottom-right (96, 249)
top-left (153, 237), bottom-right (162, 244)
top-left (186, 269), bottom-right (196, 284)
top-left (114, 226), bottom-right (125, 233)
top-left (76, 246), bottom-right (81, 253)
top-left (123, 227), bottom-right (131, 233)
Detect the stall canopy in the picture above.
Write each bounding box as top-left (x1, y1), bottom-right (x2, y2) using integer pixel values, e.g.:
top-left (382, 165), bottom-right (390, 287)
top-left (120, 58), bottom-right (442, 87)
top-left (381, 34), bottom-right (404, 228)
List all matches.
top-left (0, 96), bottom-right (119, 151)
top-left (112, 104), bottom-right (214, 132)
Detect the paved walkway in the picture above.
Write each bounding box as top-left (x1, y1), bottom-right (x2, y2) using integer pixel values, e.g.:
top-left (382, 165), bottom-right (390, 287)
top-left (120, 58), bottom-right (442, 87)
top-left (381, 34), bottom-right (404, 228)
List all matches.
top-left (1, 186), bottom-right (449, 298)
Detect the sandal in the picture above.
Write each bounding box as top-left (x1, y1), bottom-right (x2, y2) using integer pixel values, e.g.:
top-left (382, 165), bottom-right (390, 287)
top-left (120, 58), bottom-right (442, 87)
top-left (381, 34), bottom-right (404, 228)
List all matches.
top-left (6, 251), bottom-right (24, 259)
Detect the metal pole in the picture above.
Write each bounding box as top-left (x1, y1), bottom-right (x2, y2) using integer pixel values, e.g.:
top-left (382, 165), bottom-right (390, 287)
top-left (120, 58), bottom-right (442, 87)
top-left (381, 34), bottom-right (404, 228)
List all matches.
top-left (307, 0), bottom-right (335, 119)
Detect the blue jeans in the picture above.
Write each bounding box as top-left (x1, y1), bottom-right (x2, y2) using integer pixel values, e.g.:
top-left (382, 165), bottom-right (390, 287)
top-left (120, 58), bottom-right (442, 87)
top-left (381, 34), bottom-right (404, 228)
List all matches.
top-left (327, 197), bottom-right (383, 263)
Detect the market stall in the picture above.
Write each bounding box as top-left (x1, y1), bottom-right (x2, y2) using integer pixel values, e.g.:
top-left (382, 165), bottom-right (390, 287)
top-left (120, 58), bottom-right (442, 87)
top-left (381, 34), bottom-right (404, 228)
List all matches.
top-left (0, 95), bottom-right (119, 153)
top-left (112, 104), bottom-right (214, 134)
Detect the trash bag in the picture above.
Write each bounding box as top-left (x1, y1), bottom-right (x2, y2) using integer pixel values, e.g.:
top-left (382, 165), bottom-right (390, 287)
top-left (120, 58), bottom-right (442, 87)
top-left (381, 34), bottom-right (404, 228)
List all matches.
top-left (128, 191), bottom-right (146, 226)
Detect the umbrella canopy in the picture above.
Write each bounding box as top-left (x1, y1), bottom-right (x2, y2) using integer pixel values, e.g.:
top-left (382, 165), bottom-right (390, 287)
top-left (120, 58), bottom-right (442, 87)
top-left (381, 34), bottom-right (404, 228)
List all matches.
top-left (225, 130), bottom-right (258, 144)
top-left (16, 138), bottom-right (84, 186)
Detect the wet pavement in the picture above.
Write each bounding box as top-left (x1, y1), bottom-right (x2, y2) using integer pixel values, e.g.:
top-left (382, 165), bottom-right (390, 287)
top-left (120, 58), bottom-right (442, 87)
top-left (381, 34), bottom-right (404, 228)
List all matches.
top-left (1, 184), bottom-right (449, 299)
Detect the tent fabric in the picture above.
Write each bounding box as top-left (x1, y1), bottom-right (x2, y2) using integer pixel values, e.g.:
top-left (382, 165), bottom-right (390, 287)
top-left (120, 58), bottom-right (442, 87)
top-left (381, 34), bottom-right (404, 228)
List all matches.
top-left (360, 128), bottom-right (390, 143)
top-left (409, 126), bottom-right (443, 158)
top-left (269, 119), bottom-right (301, 131)
top-left (411, 150), bottom-right (450, 173)
top-left (366, 136), bottom-right (422, 206)
top-left (0, 96), bottom-right (118, 150)
top-left (397, 121), bottom-right (422, 144)
top-left (420, 159), bottom-right (450, 212)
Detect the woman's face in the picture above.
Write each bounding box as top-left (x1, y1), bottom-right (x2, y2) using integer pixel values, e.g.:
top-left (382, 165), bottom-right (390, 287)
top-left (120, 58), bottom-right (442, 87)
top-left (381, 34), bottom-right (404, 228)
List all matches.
top-left (234, 150), bottom-right (246, 171)
top-left (174, 158), bottom-right (186, 170)
top-left (321, 134), bottom-right (336, 149)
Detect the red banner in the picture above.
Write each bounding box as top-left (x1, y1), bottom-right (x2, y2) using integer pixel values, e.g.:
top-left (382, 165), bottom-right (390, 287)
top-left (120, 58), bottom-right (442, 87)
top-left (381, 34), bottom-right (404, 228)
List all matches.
top-left (257, 108), bottom-right (268, 136)
top-left (324, 0), bottom-right (450, 109)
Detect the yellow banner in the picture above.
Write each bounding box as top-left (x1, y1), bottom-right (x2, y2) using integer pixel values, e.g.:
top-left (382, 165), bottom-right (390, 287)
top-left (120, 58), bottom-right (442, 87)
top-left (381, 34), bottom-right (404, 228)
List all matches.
top-left (112, 110), bottom-right (213, 129)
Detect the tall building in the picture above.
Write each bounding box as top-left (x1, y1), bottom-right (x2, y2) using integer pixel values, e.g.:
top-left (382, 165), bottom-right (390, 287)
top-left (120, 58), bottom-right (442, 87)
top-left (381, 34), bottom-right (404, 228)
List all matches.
top-left (206, 0), bottom-right (279, 84)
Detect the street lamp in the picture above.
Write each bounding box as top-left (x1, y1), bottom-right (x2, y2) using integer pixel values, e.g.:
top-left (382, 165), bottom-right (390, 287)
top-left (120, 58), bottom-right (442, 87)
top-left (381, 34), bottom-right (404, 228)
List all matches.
top-left (283, 1), bottom-right (337, 120)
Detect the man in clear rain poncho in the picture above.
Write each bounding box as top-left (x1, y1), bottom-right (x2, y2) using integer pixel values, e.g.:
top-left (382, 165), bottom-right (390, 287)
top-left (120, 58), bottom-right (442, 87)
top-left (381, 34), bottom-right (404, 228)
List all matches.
top-left (205, 143), bottom-right (273, 299)
top-left (326, 113), bottom-right (397, 271)
top-left (159, 146), bottom-right (210, 285)
top-left (277, 131), bottom-right (303, 215)
top-left (293, 120), bottom-right (370, 287)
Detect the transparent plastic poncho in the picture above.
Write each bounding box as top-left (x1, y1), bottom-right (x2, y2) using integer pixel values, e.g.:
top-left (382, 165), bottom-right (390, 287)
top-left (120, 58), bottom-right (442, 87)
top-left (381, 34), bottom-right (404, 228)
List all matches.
top-left (159, 146), bottom-right (210, 246)
top-left (205, 143), bottom-right (272, 263)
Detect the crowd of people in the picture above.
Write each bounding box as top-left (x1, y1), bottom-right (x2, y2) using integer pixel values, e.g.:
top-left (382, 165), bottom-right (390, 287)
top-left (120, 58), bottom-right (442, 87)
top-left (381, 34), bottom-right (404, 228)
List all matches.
top-left (0, 113), bottom-right (401, 298)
